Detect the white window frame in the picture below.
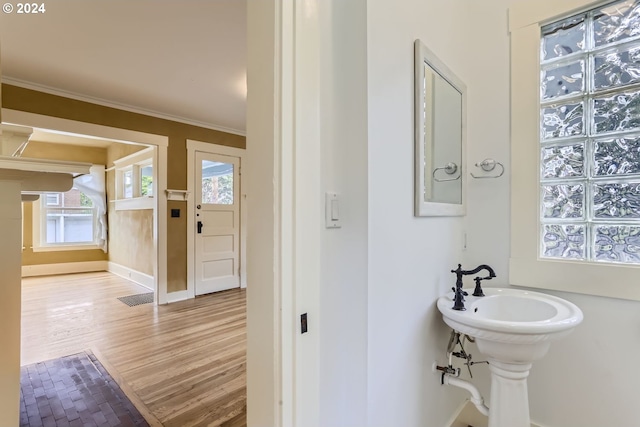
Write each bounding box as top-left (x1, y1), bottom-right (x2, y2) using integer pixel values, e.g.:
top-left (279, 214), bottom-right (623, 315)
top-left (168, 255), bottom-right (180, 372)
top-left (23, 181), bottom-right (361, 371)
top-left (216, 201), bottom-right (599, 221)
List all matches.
top-left (510, 0), bottom-right (640, 301)
top-left (113, 146), bottom-right (154, 210)
top-left (32, 189), bottom-right (99, 252)
top-left (45, 193), bottom-right (60, 206)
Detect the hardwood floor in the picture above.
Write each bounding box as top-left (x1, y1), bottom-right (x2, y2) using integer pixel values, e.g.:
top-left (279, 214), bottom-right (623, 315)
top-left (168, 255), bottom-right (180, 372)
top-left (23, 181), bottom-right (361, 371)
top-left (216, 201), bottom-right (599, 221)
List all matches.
top-left (21, 272), bottom-right (246, 427)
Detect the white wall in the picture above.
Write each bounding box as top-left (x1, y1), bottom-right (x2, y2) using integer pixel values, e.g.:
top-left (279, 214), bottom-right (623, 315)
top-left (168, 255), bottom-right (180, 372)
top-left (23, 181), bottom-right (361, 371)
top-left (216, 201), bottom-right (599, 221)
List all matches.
top-left (462, 1), bottom-right (512, 283)
top-left (318, 0), bottom-right (369, 426)
top-left (462, 1), bottom-right (640, 426)
top-left (249, 0), bottom-right (640, 425)
top-left (366, 1), bottom-right (473, 426)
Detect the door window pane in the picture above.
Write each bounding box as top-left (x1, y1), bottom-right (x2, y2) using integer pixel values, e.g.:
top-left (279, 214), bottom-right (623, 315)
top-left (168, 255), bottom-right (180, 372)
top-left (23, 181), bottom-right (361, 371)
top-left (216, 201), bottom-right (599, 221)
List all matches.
top-left (202, 160), bottom-right (234, 205)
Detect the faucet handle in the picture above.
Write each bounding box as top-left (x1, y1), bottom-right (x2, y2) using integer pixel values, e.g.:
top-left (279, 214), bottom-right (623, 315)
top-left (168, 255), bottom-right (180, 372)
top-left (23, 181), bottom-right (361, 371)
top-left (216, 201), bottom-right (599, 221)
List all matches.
top-left (472, 277), bottom-right (485, 297)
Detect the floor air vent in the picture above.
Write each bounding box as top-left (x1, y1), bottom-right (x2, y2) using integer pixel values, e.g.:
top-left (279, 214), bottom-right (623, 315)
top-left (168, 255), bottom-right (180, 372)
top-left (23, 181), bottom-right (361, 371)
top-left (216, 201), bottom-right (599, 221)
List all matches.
top-left (117, 292), bottom-right (154, 307)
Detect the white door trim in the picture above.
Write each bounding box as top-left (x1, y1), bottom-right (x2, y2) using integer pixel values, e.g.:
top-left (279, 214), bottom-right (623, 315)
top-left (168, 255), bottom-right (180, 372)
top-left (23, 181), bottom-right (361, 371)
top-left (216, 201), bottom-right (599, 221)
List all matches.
top-left (1, 108), bottom-right (169, 305)
top-left (186, 139), bottom-right (246, 300)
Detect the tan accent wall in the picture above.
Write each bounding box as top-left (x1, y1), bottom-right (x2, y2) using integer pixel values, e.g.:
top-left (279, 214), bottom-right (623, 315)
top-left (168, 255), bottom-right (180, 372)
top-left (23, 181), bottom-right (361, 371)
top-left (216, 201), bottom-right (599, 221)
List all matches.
top-left (0, 48), bottom-right (22, 427)
top-left (21, 142), bottom-right (108, 266)
top-left (107, 207), bottom-right (154, 275)
top-left (3, 84), bottom-right (245, 292)
top-left (23, 140), bottom-right (107, 164)
top-left (106, 143), bottom-right (153, 276)
top-left (106, 143), bottom-right (146, 165)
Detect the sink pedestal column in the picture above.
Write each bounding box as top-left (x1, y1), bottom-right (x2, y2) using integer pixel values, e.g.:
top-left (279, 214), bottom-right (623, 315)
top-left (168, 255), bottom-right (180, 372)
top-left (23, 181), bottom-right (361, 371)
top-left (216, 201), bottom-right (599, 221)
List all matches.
top-left (488, 360), bottom-right (532, 427)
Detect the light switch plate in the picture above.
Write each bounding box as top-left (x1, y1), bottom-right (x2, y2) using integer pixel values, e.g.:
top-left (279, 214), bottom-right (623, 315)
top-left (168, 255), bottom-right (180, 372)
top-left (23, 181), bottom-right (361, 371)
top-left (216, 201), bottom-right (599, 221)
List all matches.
top-left (325, 192), bottom-right (341, 228)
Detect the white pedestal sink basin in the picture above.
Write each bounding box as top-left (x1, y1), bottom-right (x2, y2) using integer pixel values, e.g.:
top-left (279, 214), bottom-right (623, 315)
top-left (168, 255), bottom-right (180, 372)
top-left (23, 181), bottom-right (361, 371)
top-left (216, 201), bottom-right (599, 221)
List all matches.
top-left (437, 288), bottom-right (583, 427)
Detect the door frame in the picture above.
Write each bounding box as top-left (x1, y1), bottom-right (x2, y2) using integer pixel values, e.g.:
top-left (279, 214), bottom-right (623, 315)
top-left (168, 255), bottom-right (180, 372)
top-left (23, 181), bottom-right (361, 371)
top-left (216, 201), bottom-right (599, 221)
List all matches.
top-left (186, 139), bottom-right (246, 300)
top-left (1, 108), bottom-right (169, 304)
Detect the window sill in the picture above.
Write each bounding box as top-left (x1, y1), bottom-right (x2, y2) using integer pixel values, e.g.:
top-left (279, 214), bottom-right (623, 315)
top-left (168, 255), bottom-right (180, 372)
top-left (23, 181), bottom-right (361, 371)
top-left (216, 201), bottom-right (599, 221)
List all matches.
top-left (509, 256), bottom-right (640, 302)
top-left (113, 197), bottom-right (154, 211)
top-left (32, 244), bottom-right (101, 253)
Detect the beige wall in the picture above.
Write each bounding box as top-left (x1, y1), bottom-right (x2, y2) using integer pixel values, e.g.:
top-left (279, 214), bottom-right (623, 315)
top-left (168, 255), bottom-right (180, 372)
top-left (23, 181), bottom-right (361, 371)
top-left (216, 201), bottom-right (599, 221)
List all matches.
top-left (23, 140), bottom-right (107, 163)
top-left (21, 141), bottom-right (108, 266)
top-left (106, 143), bottom-right (153, 275)
top-left (107, 208), bottom-right (154, 275)
top-left (106, 143), bottom-right (146, 165)
top-left (0, 55), bottom-right (21, 425)
top-left (3, 84), bottom-right (245, 292)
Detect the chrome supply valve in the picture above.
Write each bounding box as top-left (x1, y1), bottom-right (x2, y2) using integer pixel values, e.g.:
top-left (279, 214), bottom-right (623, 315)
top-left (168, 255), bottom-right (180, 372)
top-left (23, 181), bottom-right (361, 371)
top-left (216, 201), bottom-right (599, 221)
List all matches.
top-left (435, 365), bottom-right (460, 377)
top-left (445, 328), bottom-right (488, 378)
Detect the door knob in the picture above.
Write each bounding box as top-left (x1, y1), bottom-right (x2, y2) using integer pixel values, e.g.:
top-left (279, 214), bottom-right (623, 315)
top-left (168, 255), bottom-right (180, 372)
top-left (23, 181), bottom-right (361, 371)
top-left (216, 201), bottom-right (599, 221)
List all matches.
top-left (197, 221), bottom-right (203, 234)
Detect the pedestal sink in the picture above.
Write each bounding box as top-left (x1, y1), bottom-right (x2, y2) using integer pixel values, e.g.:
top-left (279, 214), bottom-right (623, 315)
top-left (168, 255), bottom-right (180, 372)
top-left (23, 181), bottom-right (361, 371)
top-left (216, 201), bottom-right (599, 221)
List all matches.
top-left (437, 288), bottom-right (583, 427)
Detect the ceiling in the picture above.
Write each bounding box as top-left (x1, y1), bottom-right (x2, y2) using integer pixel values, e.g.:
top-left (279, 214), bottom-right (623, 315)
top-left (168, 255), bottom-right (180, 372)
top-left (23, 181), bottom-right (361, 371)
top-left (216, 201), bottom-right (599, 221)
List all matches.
top-left (0, 123), bottom-right (136, 156)
top-left (0, 0), bottom-right (247, 135)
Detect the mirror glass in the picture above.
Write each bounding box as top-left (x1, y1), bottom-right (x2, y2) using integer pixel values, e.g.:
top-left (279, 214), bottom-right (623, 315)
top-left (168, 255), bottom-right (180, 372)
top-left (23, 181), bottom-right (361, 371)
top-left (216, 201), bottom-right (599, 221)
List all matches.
top-left (414, 39), bottom-right (466, 216)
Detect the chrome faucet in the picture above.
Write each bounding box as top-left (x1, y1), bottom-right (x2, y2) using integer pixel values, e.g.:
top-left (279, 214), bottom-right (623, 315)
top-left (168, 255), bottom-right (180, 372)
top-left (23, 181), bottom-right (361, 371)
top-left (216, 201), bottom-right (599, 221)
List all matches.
top-left (450, 264), bottom-right (496, 310)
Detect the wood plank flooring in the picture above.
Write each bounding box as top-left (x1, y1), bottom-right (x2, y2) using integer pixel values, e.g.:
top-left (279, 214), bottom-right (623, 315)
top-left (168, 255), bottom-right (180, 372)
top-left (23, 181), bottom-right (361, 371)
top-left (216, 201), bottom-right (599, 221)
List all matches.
top-left (21, 272), bottom-right (246, 427)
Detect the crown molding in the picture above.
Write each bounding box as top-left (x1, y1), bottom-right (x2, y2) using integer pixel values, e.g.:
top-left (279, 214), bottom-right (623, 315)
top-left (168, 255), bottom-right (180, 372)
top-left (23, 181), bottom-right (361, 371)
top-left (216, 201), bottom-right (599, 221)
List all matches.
top-left (1, 77), bottom-right (246, 137)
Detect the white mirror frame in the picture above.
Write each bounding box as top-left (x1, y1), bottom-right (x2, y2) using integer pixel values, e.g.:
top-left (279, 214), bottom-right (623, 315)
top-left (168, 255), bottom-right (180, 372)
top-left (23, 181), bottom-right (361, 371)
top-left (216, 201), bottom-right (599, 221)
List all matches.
top-left (414, 39), bottom-right (467, 217)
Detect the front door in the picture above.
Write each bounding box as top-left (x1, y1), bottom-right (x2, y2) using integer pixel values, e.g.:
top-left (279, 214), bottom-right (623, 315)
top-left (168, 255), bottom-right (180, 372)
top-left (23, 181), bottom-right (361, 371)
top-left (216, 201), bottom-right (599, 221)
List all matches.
top-left (194, 152), bottom-right (240, 295)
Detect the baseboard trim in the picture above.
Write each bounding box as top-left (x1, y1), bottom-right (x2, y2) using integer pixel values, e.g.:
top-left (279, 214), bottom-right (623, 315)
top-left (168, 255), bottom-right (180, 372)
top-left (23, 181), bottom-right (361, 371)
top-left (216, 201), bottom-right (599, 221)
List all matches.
top-left (22, 261), bottom-right (108, 277)
top-left (446, 399), bottom-right (471, 427)
top-left (451, 400), bottom-right (488, 427)
top-left (165, 290), bottom-right (190, 304)
top-left (450, 401), bottom-right (543, 427)
top-left (107, 262), bottom-right (154, 291)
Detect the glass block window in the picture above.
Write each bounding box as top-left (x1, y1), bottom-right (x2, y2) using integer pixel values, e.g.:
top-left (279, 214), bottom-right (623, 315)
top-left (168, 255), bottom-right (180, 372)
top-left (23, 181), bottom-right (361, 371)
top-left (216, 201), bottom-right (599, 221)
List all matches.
top-left (540, 0), bottom-right (640, 264)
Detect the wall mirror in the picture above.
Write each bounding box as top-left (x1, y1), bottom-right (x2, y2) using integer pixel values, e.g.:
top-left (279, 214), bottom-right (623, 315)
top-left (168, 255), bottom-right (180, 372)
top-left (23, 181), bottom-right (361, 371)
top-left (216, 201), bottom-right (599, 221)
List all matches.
top-left (414, 39), bottom-right (466, 216)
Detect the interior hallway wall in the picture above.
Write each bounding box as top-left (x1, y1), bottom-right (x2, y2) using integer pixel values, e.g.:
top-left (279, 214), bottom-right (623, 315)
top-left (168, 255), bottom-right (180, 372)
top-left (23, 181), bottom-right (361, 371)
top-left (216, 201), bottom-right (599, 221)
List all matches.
top-left (462, 1), bottom-right (640, 426)
top-left (318, 0), bottom-right (369, 425)
top-left (366, 1), bottom-right (472, 425)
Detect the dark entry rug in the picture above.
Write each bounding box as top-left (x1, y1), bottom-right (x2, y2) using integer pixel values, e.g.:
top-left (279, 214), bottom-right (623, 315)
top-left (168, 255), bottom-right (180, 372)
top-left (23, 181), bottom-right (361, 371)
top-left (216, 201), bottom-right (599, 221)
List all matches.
top-left (20, 351), bottom-right (149, 427)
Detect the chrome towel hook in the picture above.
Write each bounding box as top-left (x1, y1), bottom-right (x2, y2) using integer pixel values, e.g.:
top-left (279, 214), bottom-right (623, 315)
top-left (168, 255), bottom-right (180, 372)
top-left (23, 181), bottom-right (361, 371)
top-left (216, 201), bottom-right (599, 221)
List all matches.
top-left (471, 158), bottom-right (504, 179)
